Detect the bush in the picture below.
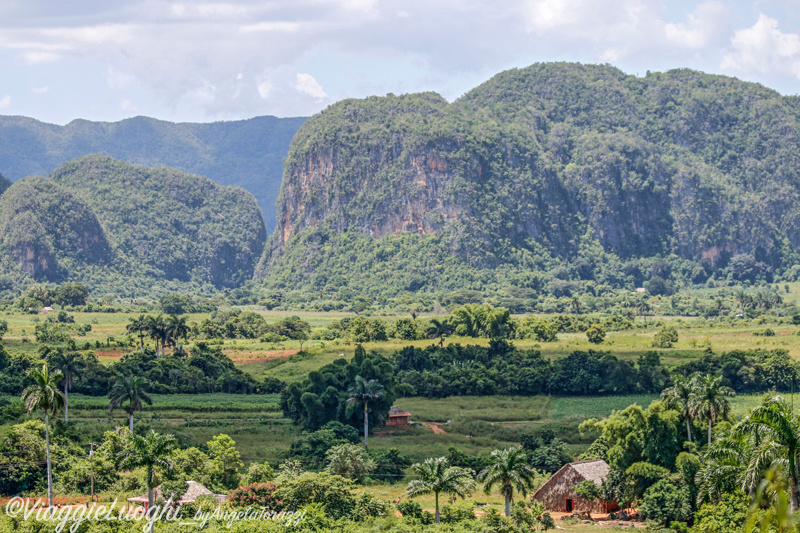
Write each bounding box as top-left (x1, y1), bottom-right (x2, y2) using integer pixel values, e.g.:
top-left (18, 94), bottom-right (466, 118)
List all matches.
top-left (228, 482), bottom-right (280, 508)
top-left (586, 324), bottom-right (606, 344)
top-left (245, 462), bottom-right (274, 484)
top-left (639, 480), bottom-right (691, 525)
top-left (653, 327), bottom-right (679, 348)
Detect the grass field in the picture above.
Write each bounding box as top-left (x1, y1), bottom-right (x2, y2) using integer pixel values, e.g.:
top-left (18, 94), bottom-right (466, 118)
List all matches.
top-left (4, 306), bottom-right (800, 386)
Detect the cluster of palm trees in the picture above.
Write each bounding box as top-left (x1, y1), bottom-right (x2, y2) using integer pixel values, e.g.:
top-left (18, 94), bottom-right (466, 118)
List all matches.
top-left (661, 374), bottom-right (735, 445)
top-left (127, 314), bottom-right (189, 355)
top-left (699, 395), bottom-right (800, 514)
top-left (734, 289), bottom-right (785, 317)
top-left (407, 447), bottom-right (538, 523)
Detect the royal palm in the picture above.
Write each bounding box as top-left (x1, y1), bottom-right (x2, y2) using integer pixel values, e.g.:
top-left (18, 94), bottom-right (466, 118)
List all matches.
top-left (21, 364), bottom-right (64, 512)
top-left (690, 374), bottom-right (734, 445)
top-left (109, 376), bottom-right (153, 431)
top-left (48, 350), bottom-right (84, 423)
top-left (347, 376), bottom-right (384, 448)
top-left (119, 430), bottom-right (177, 533)
top-left (479, 447), bottom-right (538, 517)
top-left (407, 457), bottom-right (475, 523)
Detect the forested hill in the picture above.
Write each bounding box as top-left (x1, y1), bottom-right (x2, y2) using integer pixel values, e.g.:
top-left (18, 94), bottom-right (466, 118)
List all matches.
top-left (0, 155), bottom-right (267, 296)
top-left (0, 114), bottom-right (305, 231)
top-left (256, 62), bottom-right (800, 303)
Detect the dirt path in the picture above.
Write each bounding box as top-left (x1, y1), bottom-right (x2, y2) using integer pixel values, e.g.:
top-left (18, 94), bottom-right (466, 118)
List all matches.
top-left (423, 422), bottom-right (446, 434)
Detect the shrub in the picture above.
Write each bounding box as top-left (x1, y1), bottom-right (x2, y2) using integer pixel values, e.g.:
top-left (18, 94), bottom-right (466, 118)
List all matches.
top-left (639, 480), bottom-right (691, 525)
top-left (586, 324), bottom-right (606, 344)
top-left (653, 327), bottom-right (679, 348)
top-left (228, 482), bottom-right (280, 508)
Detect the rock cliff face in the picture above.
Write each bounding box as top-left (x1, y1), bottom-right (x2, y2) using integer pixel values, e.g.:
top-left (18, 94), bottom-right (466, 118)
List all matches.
top-left (259, 63), bottom-right (800, 276)
top-left (0, 176), bottom-right (111, 280)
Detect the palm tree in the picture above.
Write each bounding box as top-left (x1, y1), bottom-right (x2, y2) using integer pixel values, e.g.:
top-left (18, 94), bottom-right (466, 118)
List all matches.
top-left (21, 364), bottom-right (64, 513)
top-left (478, 447), bottom-right (538, 517)
top-left (165, 314), bottom-right (189, 352)
top-left (109, 376), bottom-right (153, 431)
top-left (347, 376), bottom-right (384, 448)
top-left (127, 315), bottom-right (149, 353)
top-left (736, 395), bottom-right (800, 512)
top-left (427, 318), bottom-right (451, 347)
top-left (451, 304), bottom-right (487, 337)
top-left (407, 457), bottom-right (475, 523)
top-left (48, 351), bottom-right (84, 423)
top-left (571, 296), bottom-right (581, 315)
top-left (690, 374), bottom-right (735, 445)
top-left (637, 299), bottom-right (651, 324)
top-left (146, 314), bottom-right (167, 356)
top-left (661, 373), bottom-right (696, 442)
top-left (119, 430), bottom-right (177, 533)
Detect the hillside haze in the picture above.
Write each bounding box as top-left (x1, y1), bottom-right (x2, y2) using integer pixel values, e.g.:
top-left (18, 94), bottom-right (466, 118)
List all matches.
top-left (0, 114), bottom-right (305, 231)
top-left (257, 63), bottom-right (800, 303)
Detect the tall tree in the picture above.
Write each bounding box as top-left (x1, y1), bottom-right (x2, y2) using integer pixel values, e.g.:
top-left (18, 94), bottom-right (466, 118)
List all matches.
top-left (166, 314), bottom-right (189, 352)
top-left (426, 318), bottom-right (451, 347)
top-left (736, 395), bottom-right (800, 512)
top-left (127, 315), bottom-right (149, 353)
top-left (479, 446), bottom-right (538, 517)
top-left (119, 430), bottom-right (177, 533)
top-left (661, 373), bottom-right (696, 442)
top-left (109, 376), bottom-right (153, 431)
top-left (347, 376), bottom-right (384, 448)
top-left (146, 314), bottom-right (167, 356)
top-left (407, 457), bottom-right (475, 523)
top-left (690, 374), bottom-right (735, 445)
top-left (21, 364), bottom-right (64, 513)
top-left (47, 351), bottom-right (84, 423)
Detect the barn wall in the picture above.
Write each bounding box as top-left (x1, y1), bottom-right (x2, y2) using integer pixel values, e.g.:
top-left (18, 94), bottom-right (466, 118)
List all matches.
top-left (533, 466), bottom-right (607, 513)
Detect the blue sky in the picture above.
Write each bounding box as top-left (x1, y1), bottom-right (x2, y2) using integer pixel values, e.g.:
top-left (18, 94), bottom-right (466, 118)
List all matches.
top-left (1, 0), bottom-right (799, 124)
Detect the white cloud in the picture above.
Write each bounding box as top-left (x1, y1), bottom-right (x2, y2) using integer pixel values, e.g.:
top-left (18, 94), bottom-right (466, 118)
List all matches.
top-left (108, 68), bottom-right (134, 90)
top-left (524, 0), bottom-right (582, 31)
top-left (664, 2), bottom-right (727, 49)
top-left (23, 51), bottom-right (58, 64)
top-left (295, 73), bottom-right (327, 100)
top-left (32, 85), bottom-right (48, 94)
top-left (238, 21), bottom-right (299, 33)
top-left (0, 95), bottom-right (10, 109)
top-left (721, 13), bottom-right (800, 78)
top-left (257, 80), bottom-right (271, 99)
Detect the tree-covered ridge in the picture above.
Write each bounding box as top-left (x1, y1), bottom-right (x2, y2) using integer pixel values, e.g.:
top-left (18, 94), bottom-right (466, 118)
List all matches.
top-left (0, 114), bottom-right (305, 230)
top-left (260, 62), bottom-right (800, 290)
top-left (0, 155), bottom-right (267, 293)
top-left (0, 173), bottom-right (10, 196)
top-left (0, 176), bottom-right (112, 281)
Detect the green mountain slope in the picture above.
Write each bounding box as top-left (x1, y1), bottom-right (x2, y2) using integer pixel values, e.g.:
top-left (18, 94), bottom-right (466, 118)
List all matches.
top-left (0, 155), bottom-right (267, 295)
top-left (256, 63), bottom-right (800, 305)
top-left (0, 114), bottom-right (305, 231)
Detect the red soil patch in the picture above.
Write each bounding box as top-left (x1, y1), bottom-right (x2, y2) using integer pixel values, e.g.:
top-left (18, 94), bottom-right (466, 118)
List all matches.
top-left (423, 422), bottom-right (447, 434)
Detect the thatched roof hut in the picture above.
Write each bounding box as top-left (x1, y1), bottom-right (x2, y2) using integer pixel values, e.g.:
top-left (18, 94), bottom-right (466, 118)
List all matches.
top-left (388, 406), bottom-right (411, 426)
top-left (127, 480), bottom-right (226, 507)
top-left (532, 459), bottom-right (617, 514)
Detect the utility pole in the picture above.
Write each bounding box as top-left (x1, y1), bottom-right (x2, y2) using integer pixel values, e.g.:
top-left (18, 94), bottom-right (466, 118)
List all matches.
top-left (89, 442), bottom-right (98, 503)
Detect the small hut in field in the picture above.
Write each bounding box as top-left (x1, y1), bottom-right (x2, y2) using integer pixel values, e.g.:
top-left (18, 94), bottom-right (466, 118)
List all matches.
top-left (387, 406), bottom-right (411, 427)
top-left (127, 481), bottom-right (226, 509)
top-left (532, 459), bottom-right (617, 513)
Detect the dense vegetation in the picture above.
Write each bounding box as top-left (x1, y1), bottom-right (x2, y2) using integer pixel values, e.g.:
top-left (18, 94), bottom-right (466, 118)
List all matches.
top-left (0, 115), bottom-right (305, 230)
top-left (0, 155), bottom-right (267, 296)
top-left (258, 63), bottom-right (800, 306)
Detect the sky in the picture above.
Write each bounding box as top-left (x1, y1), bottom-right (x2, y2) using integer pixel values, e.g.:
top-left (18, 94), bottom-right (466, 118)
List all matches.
top-left (1, 0), bottom-right (800, 125)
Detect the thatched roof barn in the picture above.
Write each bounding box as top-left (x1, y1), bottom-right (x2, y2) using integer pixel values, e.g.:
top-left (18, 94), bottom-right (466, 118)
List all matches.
top-left (388, 406), bottom-right (411, 426)
top-left (532, 459), bottom-right (617, 514)
top-left (127, 480), bottom-right (226, 508)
